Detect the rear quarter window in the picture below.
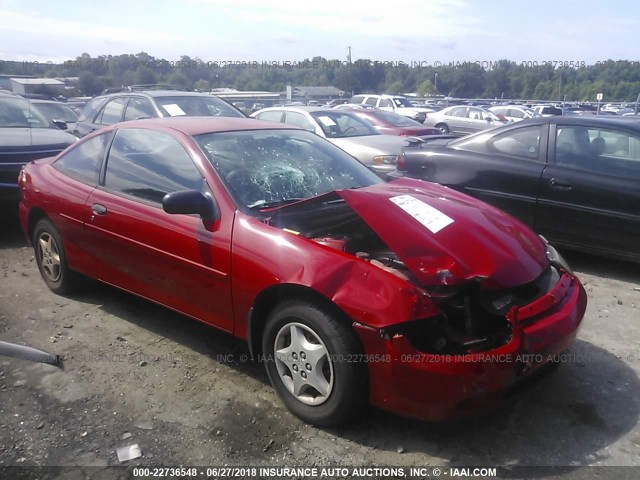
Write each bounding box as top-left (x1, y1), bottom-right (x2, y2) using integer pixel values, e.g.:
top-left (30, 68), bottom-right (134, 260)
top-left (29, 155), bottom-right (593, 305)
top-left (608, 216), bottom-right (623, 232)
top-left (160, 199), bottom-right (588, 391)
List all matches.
top-left (52, 133), bottom-right (111, 185)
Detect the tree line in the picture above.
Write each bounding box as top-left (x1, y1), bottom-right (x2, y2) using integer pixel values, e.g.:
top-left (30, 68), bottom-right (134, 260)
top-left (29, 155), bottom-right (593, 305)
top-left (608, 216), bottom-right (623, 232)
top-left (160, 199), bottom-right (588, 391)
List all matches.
top-left (2, 52), bottom-right (640, 101)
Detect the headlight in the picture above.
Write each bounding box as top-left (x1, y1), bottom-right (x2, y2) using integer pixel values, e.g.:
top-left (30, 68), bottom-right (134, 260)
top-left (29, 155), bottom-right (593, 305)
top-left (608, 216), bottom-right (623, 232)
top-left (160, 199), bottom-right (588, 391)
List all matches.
top-left (373, 155), bottom-right (398, 165)
top-left (539, 235), bottom-right (572, 273)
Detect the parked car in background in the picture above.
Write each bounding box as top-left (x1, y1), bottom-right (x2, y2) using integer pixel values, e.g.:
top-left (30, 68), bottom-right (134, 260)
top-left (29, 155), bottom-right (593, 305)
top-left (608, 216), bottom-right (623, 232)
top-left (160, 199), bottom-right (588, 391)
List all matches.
top-left (251, 106), bottom-right (420, 175)
top-left (390, 116), bottom-right (640, 262)
top-left (0, 96), bottom-right (77, 201)
top-left (423, 105), bottom-right (508, 135)
top-left (333, 104), bottom-right (378, 111)
top-left (18, 116), bottom-right (587, 425)
top-left (349, 94), bottom-right (432, 122)
top-left (325, 99), bottom-right (349, 107)
top-left (489, 105), bottom-right (541, 123)
top-left (74, 91), bottom-right (246, 137)
top-left (532, 105), bottom-right (564, 116)
top-left (30, 100), bottom-right (79, 132)
top-left (344, 107), bottom-right (442, 137)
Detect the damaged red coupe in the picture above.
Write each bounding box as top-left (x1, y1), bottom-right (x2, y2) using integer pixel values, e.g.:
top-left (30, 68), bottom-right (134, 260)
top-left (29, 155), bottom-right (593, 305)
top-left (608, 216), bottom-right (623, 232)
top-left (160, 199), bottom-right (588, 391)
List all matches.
top-left (18, 117), bottom-right (587, 426)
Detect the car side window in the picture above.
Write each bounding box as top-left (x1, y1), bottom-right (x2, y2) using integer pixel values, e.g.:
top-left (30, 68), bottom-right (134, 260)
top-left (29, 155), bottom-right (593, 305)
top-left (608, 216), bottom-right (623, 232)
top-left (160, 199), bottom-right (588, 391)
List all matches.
top-left (379, 99), bottom-right (392, 107)
top-left (365, 97), bottom-right (378, 106)
top-left (123, 97), bottom-right (156, 121)
top-left (573, 127), bottom-right (640, 177)
top-left (104, 128), bottom-right (203, 204)
top-left (256, 110), bottom-right (284, 122)
top-left (490, 126), bottom-right (541, 160)
top-left (449, 107), bottom-right (468, 118)
top-left (97, 98), bottom-right (127, 125)
top-left (469, 108), bottom-right (483, 120)
top-left (509, 109), bottom-right (525, 119)
top-left (52, 133), bottom-right (111, 185)
top-left (283, 112), bottom-right (314, 131)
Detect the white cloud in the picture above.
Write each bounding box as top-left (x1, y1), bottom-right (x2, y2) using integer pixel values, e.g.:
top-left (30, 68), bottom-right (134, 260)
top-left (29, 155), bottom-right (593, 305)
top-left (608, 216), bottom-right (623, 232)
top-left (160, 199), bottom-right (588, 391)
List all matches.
top-left (187, 0), bottom-right (477, 38)
top-left (0, 9), bottom-right (184, 42)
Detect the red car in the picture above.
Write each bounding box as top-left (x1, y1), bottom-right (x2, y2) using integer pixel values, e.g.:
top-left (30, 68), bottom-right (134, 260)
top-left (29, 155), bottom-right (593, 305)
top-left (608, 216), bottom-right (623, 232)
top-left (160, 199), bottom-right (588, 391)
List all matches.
top-left (346, 108), bottom-right (442, 137)
top-left (18, 117), bottom-right (587, 426)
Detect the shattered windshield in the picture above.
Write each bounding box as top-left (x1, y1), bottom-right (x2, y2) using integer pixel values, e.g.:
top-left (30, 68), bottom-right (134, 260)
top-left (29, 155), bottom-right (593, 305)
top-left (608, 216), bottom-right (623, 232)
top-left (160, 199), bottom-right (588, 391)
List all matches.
top-left (195, 129), bottom-right (382, 212)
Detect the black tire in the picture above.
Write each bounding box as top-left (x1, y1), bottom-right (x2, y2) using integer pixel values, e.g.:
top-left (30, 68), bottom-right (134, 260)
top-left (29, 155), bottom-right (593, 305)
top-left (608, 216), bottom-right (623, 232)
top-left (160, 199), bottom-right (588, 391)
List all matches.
top-left (435, 123), bottom-right (449, 134)
top-left (32, 218), bottom-right (79, 294)
top-left (262, 301), bottom-right (367, 426)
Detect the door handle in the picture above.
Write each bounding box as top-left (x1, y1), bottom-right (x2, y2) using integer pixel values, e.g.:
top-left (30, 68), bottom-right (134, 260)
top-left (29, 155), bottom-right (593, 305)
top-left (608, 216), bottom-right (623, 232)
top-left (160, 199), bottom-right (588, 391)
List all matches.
top-left (549, 178), bottom-right (572, 190)
top-left (91, 203), bottom-right (107, 215)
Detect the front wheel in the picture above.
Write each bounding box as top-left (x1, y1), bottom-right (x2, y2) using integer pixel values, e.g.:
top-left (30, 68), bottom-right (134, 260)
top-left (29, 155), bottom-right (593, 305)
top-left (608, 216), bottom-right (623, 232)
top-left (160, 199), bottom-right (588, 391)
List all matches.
top-left (435, 123), bottom-right (449, 134)
top-left (33, 218), bottom-right (79, 294)
top-left (262, 301), bottom-right (367, 426)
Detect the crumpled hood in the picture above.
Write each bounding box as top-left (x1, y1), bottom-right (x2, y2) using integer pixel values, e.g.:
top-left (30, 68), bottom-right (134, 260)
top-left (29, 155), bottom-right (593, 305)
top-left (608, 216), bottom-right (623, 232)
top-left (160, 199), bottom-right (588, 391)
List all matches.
top-left (336, 178), bottom-right (548, 289)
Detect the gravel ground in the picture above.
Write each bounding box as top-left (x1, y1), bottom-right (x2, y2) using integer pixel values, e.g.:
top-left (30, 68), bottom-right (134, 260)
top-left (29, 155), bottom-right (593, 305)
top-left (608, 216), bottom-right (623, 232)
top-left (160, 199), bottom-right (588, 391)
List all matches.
top-left (0, 206), bottom-right (639, 479)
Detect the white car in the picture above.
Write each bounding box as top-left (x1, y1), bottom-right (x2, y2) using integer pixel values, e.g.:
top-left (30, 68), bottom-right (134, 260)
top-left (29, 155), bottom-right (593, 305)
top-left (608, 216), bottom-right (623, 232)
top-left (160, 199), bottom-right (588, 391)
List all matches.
top-left (489, 105), bottom-right (541, 123)
top-left (348, 94), bottom-right (432, 123)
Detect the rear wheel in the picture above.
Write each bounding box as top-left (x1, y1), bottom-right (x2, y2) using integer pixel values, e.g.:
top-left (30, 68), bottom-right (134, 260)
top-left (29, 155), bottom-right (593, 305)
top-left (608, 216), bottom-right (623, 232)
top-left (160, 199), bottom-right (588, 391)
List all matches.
top-left (33, 218), bottom-right (79, 294)
top-left (262, 301), bottom-right (367, 426)
top-left (435, 123), bottom-right (449, 134)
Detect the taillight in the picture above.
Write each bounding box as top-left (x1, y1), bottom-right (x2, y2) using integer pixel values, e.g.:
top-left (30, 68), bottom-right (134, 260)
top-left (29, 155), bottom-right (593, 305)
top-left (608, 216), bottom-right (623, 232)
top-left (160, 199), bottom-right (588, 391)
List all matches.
top-left (396, 153), bottom-right (407, 171)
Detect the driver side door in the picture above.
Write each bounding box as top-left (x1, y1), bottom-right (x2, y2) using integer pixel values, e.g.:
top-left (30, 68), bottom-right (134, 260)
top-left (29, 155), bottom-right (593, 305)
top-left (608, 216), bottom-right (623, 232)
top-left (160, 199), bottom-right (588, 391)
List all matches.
top-left (83, 127), bottom-right (234, 331)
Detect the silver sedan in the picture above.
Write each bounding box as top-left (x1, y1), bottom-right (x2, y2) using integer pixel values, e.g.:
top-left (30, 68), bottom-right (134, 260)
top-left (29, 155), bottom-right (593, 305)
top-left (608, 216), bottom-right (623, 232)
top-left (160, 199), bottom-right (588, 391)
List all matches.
top-left (423, 105), bottom-right (508, 135)
top-left (251, 106), bottom-right (420, 175)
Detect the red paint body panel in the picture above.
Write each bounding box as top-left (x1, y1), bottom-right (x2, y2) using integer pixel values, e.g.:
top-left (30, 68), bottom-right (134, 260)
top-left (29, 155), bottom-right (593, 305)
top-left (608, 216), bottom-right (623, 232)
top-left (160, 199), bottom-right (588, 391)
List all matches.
top-left (337, 178), bottom-right (548, 288)
top-left (18, 117), bottom-right (587, 421)
top-left (356, 274), bottom-right (587, 420)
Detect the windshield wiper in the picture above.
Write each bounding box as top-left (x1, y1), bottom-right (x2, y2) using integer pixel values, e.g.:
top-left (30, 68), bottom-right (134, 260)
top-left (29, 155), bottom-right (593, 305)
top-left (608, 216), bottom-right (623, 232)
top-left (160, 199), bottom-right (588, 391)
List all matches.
top-left (248, 198), bottom-right (306, 210)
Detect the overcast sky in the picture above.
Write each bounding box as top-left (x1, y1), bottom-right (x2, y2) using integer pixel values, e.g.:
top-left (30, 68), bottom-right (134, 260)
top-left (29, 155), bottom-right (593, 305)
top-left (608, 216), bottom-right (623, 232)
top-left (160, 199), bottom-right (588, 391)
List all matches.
top-left (1, 0), bottom-right (638, 65)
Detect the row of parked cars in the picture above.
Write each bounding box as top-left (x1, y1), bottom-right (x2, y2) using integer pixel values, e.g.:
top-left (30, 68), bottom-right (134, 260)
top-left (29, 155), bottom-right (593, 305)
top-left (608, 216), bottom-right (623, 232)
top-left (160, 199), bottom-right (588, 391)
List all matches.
top-left (3, 85), bottom-right (636, 427)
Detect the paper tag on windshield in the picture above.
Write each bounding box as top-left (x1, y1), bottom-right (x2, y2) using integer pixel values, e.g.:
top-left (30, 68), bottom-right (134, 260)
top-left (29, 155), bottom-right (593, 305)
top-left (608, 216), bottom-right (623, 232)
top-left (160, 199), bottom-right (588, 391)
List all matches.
top-left (163, 104), bottom-right (186, 116)
top-left (390, 195), bottom-right (454, 234)
top-left (316, 116), bottom-right (337, 126)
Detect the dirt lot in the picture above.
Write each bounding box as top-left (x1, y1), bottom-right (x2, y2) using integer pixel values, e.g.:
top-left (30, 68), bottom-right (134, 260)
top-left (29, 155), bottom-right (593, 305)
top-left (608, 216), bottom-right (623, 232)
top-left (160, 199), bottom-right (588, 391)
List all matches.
top-left (0, 206), bottom-right (639, 478)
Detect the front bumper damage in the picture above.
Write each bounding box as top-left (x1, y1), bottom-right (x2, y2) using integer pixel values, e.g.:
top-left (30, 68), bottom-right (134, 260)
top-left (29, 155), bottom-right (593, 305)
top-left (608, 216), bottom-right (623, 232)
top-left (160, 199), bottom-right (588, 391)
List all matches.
top-left (353, 271), bottom-right (587, 421)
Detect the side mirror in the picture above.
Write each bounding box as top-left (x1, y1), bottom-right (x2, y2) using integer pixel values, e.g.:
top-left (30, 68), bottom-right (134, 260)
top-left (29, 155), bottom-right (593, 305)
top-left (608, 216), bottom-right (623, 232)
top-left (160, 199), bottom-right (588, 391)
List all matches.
top-left (162, 190), bottom-right (220, 222)
top-left (52, 119), bottom-right (68, 130)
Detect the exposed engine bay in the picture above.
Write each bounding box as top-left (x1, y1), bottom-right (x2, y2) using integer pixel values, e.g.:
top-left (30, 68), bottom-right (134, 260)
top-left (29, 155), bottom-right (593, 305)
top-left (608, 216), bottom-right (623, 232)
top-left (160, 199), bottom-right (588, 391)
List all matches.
top-left (267, 197), bottom-right (561, 355)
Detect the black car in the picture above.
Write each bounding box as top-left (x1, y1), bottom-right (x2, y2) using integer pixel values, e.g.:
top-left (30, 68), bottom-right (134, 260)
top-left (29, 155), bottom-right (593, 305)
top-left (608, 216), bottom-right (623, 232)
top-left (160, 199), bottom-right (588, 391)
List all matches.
top-left (74, 90), bottom-right (246, 138)
top-left (390, 116), bottom-right (640, 262)
top-left (30, 100), bottom-right (79, 132)
top-left (0, 96), bottom-right (77, 201)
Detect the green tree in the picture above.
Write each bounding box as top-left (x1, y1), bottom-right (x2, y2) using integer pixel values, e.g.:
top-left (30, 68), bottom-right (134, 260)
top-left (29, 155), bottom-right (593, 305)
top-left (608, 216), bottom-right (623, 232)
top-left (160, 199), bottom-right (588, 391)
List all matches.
top-left (386, 80), bottom-right (405, 95)
top-left (417, 80), bottom-right (437, 97)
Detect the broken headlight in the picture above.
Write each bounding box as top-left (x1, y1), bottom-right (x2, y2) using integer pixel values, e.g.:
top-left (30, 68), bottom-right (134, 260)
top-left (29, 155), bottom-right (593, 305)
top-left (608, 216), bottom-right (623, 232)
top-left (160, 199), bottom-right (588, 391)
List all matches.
top-left (540, 235), bottom-right (573, 274)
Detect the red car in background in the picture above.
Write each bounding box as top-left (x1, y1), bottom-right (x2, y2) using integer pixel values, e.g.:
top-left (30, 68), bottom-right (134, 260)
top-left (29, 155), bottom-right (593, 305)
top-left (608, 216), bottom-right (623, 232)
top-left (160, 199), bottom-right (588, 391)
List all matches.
top-left (18, 117), bottom-right (586, 426)
top-left (344, 107), bottom-right (442, 137)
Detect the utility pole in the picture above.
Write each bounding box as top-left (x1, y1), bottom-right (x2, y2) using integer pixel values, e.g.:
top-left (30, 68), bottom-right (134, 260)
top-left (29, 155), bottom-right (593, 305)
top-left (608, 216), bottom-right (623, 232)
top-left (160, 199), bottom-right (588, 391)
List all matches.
top-left (348, 46), bottom-right (353, 97)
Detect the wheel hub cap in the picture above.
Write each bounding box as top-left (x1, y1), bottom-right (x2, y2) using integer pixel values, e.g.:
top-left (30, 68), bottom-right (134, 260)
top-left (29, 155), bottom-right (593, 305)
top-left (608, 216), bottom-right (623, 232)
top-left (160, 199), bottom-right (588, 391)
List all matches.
top-left (273, 322), bottom-right (334, 405)
top-left (38, 233), bottom-right (61, 282)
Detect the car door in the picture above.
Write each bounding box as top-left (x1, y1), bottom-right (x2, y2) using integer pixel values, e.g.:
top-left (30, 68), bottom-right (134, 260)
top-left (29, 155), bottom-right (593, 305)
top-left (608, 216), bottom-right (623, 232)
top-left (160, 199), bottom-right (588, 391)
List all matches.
top-left (83, 127), bottom-right (234, 331)
top-left (46, 132), bottom-right (112, 274)
top-left (86, 97), bottom-right (128, 135)
top-left (536, 123), bottom-right (640, 258)
top-left (446, 107), bottom-right (470, 134)
top-left (450, 123), bottom-right (548, 224)
top-left (467, 107), bottom-right (488, 133)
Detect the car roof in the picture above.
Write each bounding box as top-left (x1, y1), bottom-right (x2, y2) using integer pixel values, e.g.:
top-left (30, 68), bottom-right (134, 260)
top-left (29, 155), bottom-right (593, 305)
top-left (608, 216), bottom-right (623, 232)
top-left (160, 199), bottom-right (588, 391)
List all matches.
top-left (258, 106), bottom-right (355, 114)
top-left (95, 90), bottom-right (222, 100)
top-left (116, 116), bottom-right (297, 136)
